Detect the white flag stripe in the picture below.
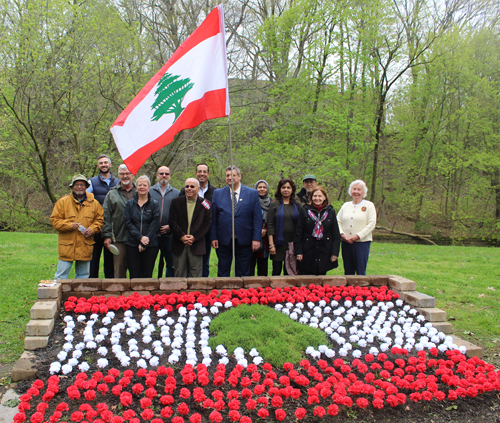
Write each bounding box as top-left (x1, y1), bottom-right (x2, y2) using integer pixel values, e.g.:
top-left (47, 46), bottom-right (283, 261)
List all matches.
top-left (111, 34), bottom-right (226, 160)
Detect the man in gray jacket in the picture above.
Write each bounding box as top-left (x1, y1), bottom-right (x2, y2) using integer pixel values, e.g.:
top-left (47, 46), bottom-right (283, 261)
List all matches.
top-left (102, 165), bottom-right (137, 278)
top-left (149, 166), bottom-right (180, 277)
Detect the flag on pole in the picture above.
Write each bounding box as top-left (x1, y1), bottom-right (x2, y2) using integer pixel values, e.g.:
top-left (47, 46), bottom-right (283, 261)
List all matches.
top-left (110, 5), bottom-right (230, 175)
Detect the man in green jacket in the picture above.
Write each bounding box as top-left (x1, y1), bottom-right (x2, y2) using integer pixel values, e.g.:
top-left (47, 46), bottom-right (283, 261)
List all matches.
top-left (102, 165), bottom-right (137, 278)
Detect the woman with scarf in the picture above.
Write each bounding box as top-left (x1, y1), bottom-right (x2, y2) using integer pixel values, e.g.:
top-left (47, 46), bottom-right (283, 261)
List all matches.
top-left (294, 186), bottom-right (341, 275)
top-left (267, 179), bottom-right (301, 275)
top-left (252, 180), bottom-right (273, 276)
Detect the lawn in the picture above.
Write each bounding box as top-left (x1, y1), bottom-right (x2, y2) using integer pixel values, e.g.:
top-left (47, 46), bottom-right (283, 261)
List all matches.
top-left (0, 232), bottom-right (499, 366)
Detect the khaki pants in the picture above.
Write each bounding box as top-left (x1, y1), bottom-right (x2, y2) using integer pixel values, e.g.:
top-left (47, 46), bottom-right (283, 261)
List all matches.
top-left (113, 242), bottom-right (128, 278)
top-left (173, 245), bottom-right (203, 278)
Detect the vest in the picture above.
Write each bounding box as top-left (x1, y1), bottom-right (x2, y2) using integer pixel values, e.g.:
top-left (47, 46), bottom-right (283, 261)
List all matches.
top-left (90, 173), bottom-right (117, 205)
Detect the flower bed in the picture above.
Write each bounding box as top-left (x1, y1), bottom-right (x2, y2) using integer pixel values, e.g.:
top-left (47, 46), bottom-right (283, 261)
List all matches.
top-left (15, 285), bottom-right (500, 423)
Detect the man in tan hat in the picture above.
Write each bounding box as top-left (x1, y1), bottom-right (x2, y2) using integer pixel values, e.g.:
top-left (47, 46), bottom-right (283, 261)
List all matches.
top-left (50, 174), bottom-right (104, 279)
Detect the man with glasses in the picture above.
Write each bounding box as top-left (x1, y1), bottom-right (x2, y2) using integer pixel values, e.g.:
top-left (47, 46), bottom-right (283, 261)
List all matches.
top-left (150, 166), bottom-right (179, 277)
top-left (87, 154), bottom-right (118, 278)
top-left (297, 174), bottom-right (318, 205)
top-left (169, 178), bottom-right (212, 277)
top-left (101, 165), bottom-right (137, 278)
top-left (179, 163), bottom-right (216, 276)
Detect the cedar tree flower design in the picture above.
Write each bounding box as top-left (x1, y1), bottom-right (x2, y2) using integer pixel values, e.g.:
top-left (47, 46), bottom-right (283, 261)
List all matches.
top-left (151, 73), bottom-right (194, 122)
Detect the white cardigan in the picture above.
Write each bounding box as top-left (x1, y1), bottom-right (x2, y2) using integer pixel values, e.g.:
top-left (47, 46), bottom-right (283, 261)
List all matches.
top-left (336, 200), bottom-right (377, 242)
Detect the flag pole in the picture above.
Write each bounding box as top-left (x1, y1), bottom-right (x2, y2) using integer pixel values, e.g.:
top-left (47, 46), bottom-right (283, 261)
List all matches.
top-left (228, 114), bottom-right (236, 277)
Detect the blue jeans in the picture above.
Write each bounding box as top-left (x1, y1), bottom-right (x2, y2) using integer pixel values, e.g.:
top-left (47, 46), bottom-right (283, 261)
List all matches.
top-left (341, 241), bottom-right (371, 275)
top-left (54, 260), bottom-right (90, 279)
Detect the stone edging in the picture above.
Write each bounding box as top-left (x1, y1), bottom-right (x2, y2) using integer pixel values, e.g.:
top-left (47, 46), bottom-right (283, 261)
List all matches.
top-left (11, 275), bottom-right (483, 382)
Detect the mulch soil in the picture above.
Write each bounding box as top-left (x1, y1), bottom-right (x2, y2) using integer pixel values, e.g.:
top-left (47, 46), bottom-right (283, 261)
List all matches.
top-left (14, 302), bottom-right (500, 423)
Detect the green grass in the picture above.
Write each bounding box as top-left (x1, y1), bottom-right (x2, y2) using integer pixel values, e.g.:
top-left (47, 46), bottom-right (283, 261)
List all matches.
top-left (0, 232), bottom-right (499, 365)
top-left (208, 304), bottom-right (330, 367)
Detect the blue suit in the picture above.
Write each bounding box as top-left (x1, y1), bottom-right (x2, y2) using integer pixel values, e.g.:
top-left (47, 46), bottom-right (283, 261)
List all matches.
top-left (210, 185), bottom-right (262, 276)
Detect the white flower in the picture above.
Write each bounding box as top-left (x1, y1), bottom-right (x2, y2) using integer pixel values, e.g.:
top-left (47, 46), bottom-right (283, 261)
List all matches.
top-left (120, 357), bottom-right (131, 366)
top-left (97, 358), bottom-right (108, 368)
top-left (219, 356), bottom-right (230, 365)
top-left (352, 350), bottom-right (362, 358)
top-left (253, 356), bottom-right (263, 365)
top-left (97, 347), bottom-right (108, 356)
top-left (325, 349), bottom-right (335, 358)
top-left (102, 317), bottom-right (112, 325)
top-left (339, 348), bottom-right (348, 356)
top-left (61, 364), bottom-right (73, 374)
top-left (202, 357), bottom-right (212, 366)
top-left (224, 301), bottom-right (233, 308)
top-left (137, 359), bottom-right (148, 368)
top-left (130, 351), bottom-right (140, 358)
top-left (72, 350), bottom-right (82, 359)
top-left (78, 362), bottom-right (90, 372)
top-left (49, 362), bottom-right (61, 374)
top-left (149, 357), bottom-right (160, 366)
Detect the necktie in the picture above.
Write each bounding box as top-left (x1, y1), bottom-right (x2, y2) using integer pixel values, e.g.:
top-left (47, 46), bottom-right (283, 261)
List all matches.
top-left (233, 191), bottom-right (238, 212)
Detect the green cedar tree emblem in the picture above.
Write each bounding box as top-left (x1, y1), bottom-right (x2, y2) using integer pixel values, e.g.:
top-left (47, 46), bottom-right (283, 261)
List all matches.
top-left (151, 73), bottom-right (194, 122)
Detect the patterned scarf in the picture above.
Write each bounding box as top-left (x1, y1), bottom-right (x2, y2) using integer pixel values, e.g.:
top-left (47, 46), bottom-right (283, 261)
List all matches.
top-left (308, 209), bottom-right (328, 239)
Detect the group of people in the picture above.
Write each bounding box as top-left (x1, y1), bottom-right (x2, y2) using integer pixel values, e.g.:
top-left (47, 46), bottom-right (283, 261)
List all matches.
top-left (50, 155), bottom-right (376, 280)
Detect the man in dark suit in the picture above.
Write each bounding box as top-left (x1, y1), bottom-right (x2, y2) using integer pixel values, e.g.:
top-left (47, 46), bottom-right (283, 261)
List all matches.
top-left (210, 166), bottom-right (262, 277)
top-left (169, 178), bottom-right (212, 278)
top-left (179, 163), bottom-right (217, 276)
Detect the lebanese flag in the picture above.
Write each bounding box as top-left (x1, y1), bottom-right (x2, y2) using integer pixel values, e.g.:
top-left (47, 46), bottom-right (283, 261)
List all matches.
top-left (110, 5), bottom-right (230, 175)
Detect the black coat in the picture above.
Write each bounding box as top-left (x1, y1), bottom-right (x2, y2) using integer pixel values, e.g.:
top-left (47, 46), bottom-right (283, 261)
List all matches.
top-left (294, 204), bottom-right (341, 275)
top-left (169, 196), bottom-right (212, 256)
top-left (123, 193), bottom-right (160, 248)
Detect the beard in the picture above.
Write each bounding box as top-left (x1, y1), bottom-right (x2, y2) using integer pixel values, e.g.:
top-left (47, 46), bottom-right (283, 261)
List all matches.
top-left (121, 179), bottom-right (131, 186)
top-left (159, 179), bottom-right (168, 186)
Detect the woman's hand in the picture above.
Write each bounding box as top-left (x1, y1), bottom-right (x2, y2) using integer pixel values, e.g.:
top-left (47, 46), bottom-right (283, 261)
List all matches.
top-left (262, 228), bottom-right (267, 237)
top-left (296, 254), bottom-right (303, 261)
top-left (138, 244), bottom-right (145, 252)
top-left (330, 255), bottom-right (338, 262)
top-left (269, 245), bottom-right (276, 255)
top-left (141, 236), bottom-right (149, 246)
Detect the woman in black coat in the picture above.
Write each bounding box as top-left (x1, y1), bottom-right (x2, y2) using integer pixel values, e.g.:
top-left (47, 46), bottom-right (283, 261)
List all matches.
top-left (123, 175), bottom-right (160, 278)
top-left (294, 186), bottom-right (340, 275)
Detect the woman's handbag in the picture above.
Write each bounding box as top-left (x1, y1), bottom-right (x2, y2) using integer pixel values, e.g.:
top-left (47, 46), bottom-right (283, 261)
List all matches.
top-left (285, 242), bottom-right (298, 275)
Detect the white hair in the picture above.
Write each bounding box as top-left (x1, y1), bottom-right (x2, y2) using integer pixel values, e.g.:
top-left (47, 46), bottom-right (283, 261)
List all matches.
top-left (136, 175), bottom-right (151, 186)
top-left (348, 180), bottom-right (368, 198)
top-left (118, 164), bottom-right (129, 173)
top-left (186, 178), bottom-right (200, 187)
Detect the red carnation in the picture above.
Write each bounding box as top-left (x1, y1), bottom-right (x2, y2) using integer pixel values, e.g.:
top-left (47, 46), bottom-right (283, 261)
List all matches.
top-left (275, 408), bottom-right (286, 421)
top-left (161, 407), bottom-right (173, 418)
top-left (180, 388), bottom-right (191, 399)
top-left (356, 398), bottom-right (369, 409)
top-left (141, 409), bottom-right (154, 420)
top-left (209, 411), bottom-right (223, 423)
top-left (84, 390), bottom-right (96, 401)
top-left (70, 411), bottom-right (84, 422)
top-left (228, 410), bottom-right (241, 422)
top-left (295, 408), bottom-right (307, 420)
top-left (177, 402), bottom-right (190, 415)
top-left (140, 398), bottom-right (152, 409)
top-left (327, 404), bottom-right (339, 416)
top-left (132, 384), bottom-right (144, 395)
top-left (190, 414), bottom-right (202, 423)
top-left (257, 408), bottom-right (269, 419)
top-left (120, 392), bottom-right (133, 407)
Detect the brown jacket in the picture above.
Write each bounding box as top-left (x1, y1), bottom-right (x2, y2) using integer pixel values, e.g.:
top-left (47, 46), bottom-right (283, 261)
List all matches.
top-left (169, 196), bottom-right (212, 256)
top-left (50, 192), bottom-right (104, 261)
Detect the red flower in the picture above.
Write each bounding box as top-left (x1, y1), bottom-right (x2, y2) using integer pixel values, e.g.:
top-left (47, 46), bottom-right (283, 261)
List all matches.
top-left (240, 417), bottom-right (252, 423)
top-left (70, 411), bottom-right (84, 422)
top-left (257, 408), bottom-right (269, 419)
top-left (275, 408), bottom-right (287, 421)
top-left (295, 408), bottom-right (307, 420)
top-left (140, 398), bottom-right (152, 409)
top-left (356, 398), bottom-right (369, 409)
top-left (313, 406), bottom-right (326, 418)
top-left (190, 414), bottom-right (202, 423)
top-left (172, 417), bottom-right (184, 423)
top-left (271, 395), bottom-right (283, 408)
top-left (161, 407), bottom-right (173, 418)
top-left (84, 390), bottom-right (96, 401)
top-left (123, 410), bottom-right (136, 420)
top-left (229, 410), bottom-right (241, 422)
top-left (56, 403), bottom-right (69, 412)
top-left (177, 402), bottom-right (190, 415)
top-left (141, 409), bottom-right (154, 420)
top-left (209, 410), bottom-right (223, 423)
top-left (132, 384), bottom-right (144, 395)
top-left (327, 404), bottom-right (339, 416)
top-left (145, 388), bottom-right (157, 399)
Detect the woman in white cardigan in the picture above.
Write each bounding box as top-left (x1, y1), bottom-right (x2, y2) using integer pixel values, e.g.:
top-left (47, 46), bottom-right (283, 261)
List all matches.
top-left (337, 180), bottom-right (376, 275)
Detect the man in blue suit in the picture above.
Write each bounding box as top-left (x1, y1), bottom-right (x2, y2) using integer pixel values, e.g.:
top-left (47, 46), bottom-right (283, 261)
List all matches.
top-left (211, 166), bottom-right (262, 277)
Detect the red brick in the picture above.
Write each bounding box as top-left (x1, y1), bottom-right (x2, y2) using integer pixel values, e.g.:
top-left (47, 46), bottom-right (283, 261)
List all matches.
top-left (215, 278), bottom-right (244, 289)
top-left (159, 278), bottom-right (188, 291)
top-left (295, 275), bottom-right (322, 287)
top-left (130, 279), bottom-right (159, 291)
top-left (187, 278), bottom-right (217, 291)
top-left (102, 279), bottom-right (131, 292)
top-left (72, 280), bottom-right (101, 292)
top-left (345, 275), bottom-right (371, 286)
top-left (242, 277), bottom-right (270, 288)
top-left (369, 275), bottom-right (390, 286)
top-left (122, 290), bottom-right (151, 297)
top-left (269, 276), bottom-right (297, 288)
top-left (320, 276), bottom-right (347, 287)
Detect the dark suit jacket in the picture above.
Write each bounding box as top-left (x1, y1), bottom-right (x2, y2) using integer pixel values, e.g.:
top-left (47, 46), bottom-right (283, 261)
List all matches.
top-left (169, 196), bottom-right (212, 256)
top-left (210, 185), bottom-right (262, 246)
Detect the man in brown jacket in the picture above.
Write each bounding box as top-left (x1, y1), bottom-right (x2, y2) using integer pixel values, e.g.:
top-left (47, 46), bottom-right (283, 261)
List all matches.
top-left (50, 174), bottom-right (104, 279)
top-left (169, 178), bottom-right (212, 278)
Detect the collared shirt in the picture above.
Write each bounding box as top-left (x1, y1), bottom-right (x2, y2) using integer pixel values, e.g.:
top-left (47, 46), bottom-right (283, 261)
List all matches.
top-left (229, 185), bottom-right (241, 203)
top-left (198, 184), bottom-right (209, 199)
top-left (87, 175), bottom-right (113, 193)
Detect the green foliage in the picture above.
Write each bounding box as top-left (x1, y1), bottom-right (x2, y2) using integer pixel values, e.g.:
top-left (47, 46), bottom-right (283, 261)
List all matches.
top-left (208, 304), bottom-right (330, 367)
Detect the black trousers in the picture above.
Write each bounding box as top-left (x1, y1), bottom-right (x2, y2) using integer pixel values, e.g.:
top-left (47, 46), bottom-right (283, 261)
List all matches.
top-left (126, 246), bottom-right (159, 278)
top-left (216, 240), bottom-right (252, 277)
top-left (90, 232), bottom-right (114, 278)
top-left (272, 260), bottom-right (288, 276)
top-left (251, 256), bottom-right (269, 276)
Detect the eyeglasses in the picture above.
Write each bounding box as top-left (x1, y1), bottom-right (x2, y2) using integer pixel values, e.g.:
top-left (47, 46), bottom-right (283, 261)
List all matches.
top-left (158, 172), bottom-right (170, 176)
top-left (119, 172), bottom-right (131, 176)
top-left (185, 185), bottom-right (197, 189)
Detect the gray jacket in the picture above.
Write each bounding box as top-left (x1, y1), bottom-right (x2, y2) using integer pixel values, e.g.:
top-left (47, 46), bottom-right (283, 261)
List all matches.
top-left (149, 183), bottom-right (180, 237)
top-left (102, 182), bottom-right (137, 243)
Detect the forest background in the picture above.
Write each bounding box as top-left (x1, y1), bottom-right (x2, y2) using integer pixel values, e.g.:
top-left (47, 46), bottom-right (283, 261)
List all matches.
top-left (1, 0), bottom-right (499, 240)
